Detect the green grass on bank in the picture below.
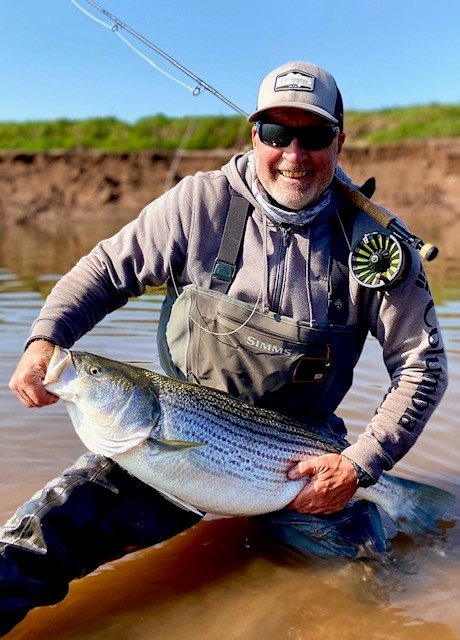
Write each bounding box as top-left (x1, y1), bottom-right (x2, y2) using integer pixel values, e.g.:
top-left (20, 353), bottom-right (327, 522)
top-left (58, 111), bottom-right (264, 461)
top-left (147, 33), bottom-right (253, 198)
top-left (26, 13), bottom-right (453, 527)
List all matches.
top-left (0, 115), bottom-right (251, 152)
top-left (345, 104), bottom-right (460, 144)
top-left (0, 104), bottom-right (458, 152)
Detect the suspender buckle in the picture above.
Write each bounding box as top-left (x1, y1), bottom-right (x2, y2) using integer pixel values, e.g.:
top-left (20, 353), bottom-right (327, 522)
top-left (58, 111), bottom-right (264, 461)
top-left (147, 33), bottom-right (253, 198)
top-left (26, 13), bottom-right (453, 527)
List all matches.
top-left (211, 260), bottom-right (236, 283)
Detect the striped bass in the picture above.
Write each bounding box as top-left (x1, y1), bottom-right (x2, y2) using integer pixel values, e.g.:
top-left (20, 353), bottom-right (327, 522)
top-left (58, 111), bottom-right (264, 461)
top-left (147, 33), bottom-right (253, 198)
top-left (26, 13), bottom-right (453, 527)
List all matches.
top-left (43, 347), bottom-right (454, 537)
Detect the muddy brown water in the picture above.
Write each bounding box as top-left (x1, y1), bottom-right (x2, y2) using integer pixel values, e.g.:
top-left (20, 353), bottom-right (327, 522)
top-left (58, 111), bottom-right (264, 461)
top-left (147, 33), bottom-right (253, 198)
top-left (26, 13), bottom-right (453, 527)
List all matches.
top-left (1, 221), bottom-right (459, 640)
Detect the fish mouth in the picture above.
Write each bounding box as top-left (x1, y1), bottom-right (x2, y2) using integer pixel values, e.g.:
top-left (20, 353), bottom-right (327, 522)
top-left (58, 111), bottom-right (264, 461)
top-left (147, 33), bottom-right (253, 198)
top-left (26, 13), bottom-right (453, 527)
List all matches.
top-left (43, 346), bottom-right (72, 387)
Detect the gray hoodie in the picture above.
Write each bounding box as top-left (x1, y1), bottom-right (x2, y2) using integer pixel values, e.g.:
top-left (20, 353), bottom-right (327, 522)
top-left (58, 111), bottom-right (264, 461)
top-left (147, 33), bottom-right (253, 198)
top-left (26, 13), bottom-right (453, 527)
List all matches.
top-left (29, 151), bottom-right (447, 481)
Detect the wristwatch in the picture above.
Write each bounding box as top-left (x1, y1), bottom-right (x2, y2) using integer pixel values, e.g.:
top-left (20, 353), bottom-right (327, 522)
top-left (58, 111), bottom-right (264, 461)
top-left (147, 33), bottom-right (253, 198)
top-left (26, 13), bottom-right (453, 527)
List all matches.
top-left (344, 457), bottom-right (375, 488)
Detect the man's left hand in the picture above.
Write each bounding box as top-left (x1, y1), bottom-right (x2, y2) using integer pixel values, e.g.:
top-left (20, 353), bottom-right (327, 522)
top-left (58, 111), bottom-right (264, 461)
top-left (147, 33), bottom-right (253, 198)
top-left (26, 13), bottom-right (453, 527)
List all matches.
top-left (287, 454), bottom-right (358, 514)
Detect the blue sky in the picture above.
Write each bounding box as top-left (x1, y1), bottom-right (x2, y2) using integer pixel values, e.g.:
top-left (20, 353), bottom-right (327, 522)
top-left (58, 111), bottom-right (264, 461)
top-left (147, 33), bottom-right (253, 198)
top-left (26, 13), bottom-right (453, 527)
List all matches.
top-left (0, 0), bottom-right (458, 123)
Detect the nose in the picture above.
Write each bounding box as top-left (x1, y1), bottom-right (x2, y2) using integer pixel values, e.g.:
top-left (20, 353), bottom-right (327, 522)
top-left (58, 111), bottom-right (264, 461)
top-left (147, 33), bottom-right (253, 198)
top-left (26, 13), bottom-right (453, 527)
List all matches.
top-left (282, 137), bottom-right (308, 163)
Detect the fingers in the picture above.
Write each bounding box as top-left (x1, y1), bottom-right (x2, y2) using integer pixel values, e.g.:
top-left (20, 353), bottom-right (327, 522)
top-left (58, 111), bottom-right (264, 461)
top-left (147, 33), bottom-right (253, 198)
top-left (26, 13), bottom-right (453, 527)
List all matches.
top-left (9, 367), bottom-right (59, 407)
top-left (287, 453), bottom-right (358, 515)
top-left (288, 458), bottom-right (316, 480)
top-left (289, 489), bottom-right (353, 515)
top-left (9, 340), bottom-right (59, 408)
top-left (11, 381), bottom-right (59, 408)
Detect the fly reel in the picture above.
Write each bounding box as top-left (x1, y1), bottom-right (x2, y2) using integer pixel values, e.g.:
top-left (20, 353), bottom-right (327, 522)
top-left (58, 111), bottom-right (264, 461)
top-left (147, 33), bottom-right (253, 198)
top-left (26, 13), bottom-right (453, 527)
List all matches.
top-left (349, 232), bottom-right (408, 289)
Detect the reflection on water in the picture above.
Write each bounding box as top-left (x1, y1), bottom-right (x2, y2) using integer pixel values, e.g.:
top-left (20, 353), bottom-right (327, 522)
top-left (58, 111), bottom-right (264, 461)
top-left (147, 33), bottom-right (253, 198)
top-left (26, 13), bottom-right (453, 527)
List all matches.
top-left (1, 221), bottom-right (459, 640)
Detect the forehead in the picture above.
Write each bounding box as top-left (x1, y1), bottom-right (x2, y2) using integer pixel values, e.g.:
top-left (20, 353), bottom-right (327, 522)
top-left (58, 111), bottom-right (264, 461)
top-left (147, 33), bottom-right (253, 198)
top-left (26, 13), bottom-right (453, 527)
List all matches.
top-left (260, 107), bottom-right (331, 127)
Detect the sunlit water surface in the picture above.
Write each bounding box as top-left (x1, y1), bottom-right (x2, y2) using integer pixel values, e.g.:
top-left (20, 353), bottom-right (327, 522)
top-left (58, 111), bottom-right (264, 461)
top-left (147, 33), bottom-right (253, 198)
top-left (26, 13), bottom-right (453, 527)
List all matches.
top-left (1, 223), bottom-right (459, 640)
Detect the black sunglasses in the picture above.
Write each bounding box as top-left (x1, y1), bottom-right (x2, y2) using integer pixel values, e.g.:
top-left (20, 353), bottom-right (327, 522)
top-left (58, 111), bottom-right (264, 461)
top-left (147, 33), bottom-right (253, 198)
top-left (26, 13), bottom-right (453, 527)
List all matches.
top-left (255, 122), bottom-right (339, 151)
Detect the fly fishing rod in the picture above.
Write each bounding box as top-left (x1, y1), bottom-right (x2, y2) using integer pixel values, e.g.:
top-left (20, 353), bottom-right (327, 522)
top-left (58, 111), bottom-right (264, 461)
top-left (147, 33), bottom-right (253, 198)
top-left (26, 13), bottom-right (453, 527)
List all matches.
top-left (73, 0), bottom-right (439, 275)
top-left (333, 175), bottom-right (439, 288)
top-left (333, 177), bottom-right (438, 262)
top-left (77, 0), bottom-right (248, 117)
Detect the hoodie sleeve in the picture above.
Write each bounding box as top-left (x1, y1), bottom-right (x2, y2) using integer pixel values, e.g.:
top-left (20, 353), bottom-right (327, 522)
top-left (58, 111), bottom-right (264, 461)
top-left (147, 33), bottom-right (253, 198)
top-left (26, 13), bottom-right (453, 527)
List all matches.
top-left (341, 251), bottom-right (448, 481)
top-left (27, 180), bottom-right (195, 348)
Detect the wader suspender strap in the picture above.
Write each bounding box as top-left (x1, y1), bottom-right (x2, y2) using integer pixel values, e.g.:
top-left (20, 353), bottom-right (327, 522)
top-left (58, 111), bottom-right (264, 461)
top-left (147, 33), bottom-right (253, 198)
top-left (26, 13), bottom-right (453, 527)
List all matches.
top-left (210, 178), bottom-right (375, 317)
top-left (327, 178), bottom-right (376, 324)
top-left (211, 193), bottom-right (252, 294)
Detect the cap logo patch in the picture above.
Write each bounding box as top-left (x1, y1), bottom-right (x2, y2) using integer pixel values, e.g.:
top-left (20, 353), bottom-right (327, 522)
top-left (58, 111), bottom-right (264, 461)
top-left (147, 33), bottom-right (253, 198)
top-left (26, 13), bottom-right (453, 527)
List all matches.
top-left (274, 71), bottom-right (315, 92)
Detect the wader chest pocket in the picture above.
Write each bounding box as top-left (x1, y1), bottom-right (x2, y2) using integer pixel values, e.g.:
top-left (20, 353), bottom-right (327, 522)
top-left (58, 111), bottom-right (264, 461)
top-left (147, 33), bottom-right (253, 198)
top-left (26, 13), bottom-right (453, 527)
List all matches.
top-left (163, 283), bottom-right (360, 415)
top-left (292, 348), bottom-right (332, 383)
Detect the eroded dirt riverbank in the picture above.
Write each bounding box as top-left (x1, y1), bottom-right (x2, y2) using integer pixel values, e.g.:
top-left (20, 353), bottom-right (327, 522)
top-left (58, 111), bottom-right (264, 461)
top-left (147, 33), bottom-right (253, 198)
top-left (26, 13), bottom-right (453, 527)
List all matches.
top-left (1, 139), bottom-right (459, 257)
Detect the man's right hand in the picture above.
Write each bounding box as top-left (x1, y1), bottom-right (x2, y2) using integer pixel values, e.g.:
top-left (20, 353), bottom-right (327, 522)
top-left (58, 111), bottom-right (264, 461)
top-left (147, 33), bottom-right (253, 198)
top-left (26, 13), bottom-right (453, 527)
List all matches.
top-left (9, 340), bottom-right (59, 408)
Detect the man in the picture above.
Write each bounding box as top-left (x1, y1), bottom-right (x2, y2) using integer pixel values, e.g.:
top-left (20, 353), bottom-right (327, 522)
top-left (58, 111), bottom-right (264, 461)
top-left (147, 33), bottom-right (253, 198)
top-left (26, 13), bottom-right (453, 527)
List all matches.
top-left (2, 61), bottom-right (447, 634)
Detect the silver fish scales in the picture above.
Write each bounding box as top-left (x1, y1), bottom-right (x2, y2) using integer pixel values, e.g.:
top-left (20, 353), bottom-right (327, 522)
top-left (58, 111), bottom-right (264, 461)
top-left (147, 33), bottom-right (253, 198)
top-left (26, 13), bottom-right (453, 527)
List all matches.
top-left (43, 348), bottom-right (455, 537)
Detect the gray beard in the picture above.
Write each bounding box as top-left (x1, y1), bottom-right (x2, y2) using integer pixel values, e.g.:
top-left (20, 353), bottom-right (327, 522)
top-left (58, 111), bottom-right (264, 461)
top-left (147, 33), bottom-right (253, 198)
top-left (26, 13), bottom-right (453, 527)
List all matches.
top-left (248, 155), bottom-right (332, 226)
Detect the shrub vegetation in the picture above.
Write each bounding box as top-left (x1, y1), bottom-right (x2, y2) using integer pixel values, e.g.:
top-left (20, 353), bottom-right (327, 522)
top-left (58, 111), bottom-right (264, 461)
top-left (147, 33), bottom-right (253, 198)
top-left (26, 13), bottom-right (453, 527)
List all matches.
top-left (0, 104), bottom-right (458, 151)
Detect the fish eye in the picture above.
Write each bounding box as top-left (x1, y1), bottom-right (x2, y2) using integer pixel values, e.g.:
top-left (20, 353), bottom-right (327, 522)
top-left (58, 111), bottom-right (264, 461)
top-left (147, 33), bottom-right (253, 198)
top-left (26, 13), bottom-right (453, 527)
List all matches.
top-left (88, 364), bottom-right (102, 376)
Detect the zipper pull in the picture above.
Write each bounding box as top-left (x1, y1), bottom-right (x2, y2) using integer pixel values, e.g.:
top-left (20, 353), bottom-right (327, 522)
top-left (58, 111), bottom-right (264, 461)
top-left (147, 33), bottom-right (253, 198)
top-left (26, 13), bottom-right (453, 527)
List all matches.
top-left (281, 225), bottom-right (293, 247)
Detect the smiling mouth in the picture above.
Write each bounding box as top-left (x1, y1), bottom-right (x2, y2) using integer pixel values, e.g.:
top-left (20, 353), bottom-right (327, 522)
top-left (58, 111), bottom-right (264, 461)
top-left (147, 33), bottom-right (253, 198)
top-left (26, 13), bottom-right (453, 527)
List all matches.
top-left (278, 169), bottom-right (311, 179)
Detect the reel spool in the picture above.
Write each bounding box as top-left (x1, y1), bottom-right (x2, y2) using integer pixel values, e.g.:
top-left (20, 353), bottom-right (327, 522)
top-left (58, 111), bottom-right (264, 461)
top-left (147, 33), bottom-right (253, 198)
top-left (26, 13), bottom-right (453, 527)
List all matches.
top-left (349, 232), bottom-right (407, 289)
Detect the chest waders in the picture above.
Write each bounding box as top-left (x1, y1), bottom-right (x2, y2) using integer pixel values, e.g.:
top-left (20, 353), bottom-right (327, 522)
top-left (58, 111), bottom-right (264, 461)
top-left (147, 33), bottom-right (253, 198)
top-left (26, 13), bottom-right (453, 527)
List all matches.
top-left (159, 190), bottom-right (367, 427)
top-left (0, 184), bottom-right (385, 637)
top-left (157, 183), bottom-right (385, 557)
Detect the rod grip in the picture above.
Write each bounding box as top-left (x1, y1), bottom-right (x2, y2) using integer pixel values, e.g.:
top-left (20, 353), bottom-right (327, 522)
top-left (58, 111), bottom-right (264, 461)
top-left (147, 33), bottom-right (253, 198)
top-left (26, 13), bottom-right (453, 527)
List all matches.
top-left (332, 176), bottom-right (439, 261)
top-left (332, 176), bottom-right (394, 228)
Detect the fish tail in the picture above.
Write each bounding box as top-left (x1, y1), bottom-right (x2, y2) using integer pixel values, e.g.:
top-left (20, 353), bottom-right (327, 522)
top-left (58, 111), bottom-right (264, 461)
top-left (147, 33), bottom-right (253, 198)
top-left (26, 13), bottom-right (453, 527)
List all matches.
top-left (375, 474), bottom-right (455, 537)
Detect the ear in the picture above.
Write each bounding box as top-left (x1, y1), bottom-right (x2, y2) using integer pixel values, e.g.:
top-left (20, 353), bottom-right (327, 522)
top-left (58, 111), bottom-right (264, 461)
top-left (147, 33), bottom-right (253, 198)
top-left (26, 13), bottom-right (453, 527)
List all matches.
top-left (337, 132), bottom-right (346, 155)
top-left (251, 125), bottom-right (258, 148)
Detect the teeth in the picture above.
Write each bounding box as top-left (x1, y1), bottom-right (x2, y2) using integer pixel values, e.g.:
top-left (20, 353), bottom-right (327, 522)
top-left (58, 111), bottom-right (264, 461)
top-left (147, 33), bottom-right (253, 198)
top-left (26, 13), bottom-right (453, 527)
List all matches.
top-left (280, 170), bottom-right (307, 178)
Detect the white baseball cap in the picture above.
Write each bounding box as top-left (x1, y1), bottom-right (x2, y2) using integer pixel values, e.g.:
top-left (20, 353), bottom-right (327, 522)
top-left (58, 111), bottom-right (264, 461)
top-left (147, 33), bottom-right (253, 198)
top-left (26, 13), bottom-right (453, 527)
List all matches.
top-left (248, 61), bottom-right (344, 130)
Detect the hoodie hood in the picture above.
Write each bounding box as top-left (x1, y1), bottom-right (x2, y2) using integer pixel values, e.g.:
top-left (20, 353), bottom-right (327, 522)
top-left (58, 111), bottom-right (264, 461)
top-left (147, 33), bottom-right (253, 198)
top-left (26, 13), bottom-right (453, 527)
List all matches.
top-left (221, 152), bottom-right (258, 204)
top-left (220, 151), bottom-right (354, 228)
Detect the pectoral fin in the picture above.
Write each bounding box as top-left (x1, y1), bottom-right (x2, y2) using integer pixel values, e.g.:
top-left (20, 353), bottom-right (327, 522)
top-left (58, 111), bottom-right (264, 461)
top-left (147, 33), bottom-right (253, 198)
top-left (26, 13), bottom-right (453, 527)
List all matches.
top-left (155, 488), bottom-right (204, 516)
top-left (146, 438), bottom-right (206, 456)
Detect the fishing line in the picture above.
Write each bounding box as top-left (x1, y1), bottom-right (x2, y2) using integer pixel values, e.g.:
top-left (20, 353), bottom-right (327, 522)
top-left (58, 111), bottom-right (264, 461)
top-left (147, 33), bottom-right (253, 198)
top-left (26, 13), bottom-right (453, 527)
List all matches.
top-left (336, 211), bottom-right (352, 253)
top-left (71, 0), bottom-right (264, 334)
top-left (70, 0), bottom-right (249, 116)
top-left (163, 116), bottom-right (197, 193)
top-left (70, 0), bottom-right (439, 282)
top-left (168, 258), bottom-right (264, 337)
top-left (189, 287), bottom-right (264, 337)
top-left (70, 0), bottom-right (198, 94)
